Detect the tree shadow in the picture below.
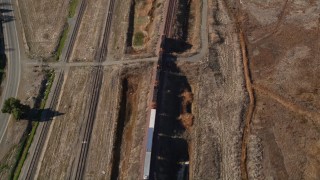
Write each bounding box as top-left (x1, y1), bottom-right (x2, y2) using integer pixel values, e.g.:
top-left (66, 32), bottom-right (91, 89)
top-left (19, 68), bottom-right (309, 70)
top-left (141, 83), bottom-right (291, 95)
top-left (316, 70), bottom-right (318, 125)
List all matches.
top-left (0, 3), bottom-right (12, 6)
top-left (26, 108), bottom-right (64, 122)
top-left (1, 15), bottom-right (15, 23)
top-left (0, 8), bottom-right (12, 13)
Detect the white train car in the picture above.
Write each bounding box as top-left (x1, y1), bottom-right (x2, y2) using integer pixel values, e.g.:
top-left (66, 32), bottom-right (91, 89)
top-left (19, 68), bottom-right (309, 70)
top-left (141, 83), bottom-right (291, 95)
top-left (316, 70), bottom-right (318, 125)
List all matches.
top-left (143, 109), bottom-right (157, 180)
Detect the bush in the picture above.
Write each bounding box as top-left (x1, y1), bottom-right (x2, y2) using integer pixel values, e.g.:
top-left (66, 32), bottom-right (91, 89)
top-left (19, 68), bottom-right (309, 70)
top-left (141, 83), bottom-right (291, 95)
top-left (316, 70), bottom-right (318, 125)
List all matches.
top-left (133, 31), bottom-right (145, 46)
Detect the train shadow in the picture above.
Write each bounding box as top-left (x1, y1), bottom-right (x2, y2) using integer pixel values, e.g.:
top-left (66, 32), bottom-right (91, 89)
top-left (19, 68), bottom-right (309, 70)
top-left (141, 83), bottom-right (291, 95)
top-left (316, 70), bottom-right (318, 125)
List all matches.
top-left (1, 15), bottom-right (15, 23)
top-left (150, 51), bottom-right (191, 180)
top-left (164, 38), bottom-right (192, 54)
top-left (0, 8), bottom-right (12, 13)
top-left (0, 3), bottom-right (12, 6)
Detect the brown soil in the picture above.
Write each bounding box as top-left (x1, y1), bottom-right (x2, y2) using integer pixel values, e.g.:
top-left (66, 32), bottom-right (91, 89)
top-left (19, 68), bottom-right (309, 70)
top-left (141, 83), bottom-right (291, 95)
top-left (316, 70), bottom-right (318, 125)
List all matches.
top-left (17, 0), bottom-right (69, 59)
top-left (238, 0), bottom-right (320, 178)
top-left (71, 0), bottom-right (110, 62)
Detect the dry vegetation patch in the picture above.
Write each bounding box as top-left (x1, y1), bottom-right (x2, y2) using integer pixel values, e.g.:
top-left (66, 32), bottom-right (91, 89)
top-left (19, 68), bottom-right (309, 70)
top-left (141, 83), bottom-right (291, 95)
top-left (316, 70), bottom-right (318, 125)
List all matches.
top-left (109, 0), bottom-right (164, 60)
top-left (18, 0), bottom-right (69, 58)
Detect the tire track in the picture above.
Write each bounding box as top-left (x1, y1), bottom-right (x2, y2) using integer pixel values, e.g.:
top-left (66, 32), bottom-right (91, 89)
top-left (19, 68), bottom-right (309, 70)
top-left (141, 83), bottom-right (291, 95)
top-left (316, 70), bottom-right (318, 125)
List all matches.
top-left (252, 0), bottom-right (290, 44)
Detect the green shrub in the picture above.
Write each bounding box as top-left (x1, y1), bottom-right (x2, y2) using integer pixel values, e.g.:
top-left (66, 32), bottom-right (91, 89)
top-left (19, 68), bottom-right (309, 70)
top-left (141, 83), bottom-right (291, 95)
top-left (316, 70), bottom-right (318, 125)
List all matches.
top-left (133, 31), bottom-right (145, 46)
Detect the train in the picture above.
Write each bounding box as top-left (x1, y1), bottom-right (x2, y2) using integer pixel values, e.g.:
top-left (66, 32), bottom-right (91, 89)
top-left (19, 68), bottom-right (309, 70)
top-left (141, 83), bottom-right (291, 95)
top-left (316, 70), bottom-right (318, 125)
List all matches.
top-left (143, 108), bottom-right (156, 180)
top-left (142, 35), bottom-right (166, 180)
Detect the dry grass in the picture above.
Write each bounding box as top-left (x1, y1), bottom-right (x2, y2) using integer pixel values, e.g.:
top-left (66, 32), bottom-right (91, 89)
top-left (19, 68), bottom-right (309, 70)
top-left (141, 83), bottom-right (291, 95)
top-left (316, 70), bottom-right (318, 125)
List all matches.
top-left (18, 0), bottom-right (69, 58)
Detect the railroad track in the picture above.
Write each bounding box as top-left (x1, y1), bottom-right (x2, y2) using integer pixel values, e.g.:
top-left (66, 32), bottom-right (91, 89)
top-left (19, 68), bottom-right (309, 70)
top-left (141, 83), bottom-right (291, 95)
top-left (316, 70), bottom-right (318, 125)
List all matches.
top-left (98, 0), bottom-right (116, 61)
top-left (163, 0), bottom-right (178, 37)
top-left (64, 0), bottom-right (88, 62)
top-left (74, 66), bottom-right (103, 179)
top-left (73, 0), bottom-right (116, 178)
top-left (25, 72), bottom-right (64, 180)
top-left (24, 0), bottom-right (88, 178)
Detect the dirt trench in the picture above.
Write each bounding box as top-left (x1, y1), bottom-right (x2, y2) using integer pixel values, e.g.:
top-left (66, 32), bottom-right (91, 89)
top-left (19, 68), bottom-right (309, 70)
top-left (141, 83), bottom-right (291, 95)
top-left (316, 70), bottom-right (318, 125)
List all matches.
top-left (170, 0), bottom-right (202, 56)
top-left (110, 77), bottom-right (139, 180)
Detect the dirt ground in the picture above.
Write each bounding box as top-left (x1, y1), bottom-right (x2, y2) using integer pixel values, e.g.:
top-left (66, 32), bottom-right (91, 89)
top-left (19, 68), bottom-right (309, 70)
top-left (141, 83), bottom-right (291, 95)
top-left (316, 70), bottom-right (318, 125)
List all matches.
top-left (109, 0), bottom-right (164, 60)
top-left (84, 63), bottom-right (153, 179)
top-left (0, 66), bottom-right (46, 178)
top-left (37, 67), bottom-right (92, 179)
top-left (17, 0), bottom-right (69, 59)
top-left (176, 0), bottom-right (246, 178)
top-left (239, 0), bottom-right (320, 179)
top-left (70, 0), bottom-right (109, 62)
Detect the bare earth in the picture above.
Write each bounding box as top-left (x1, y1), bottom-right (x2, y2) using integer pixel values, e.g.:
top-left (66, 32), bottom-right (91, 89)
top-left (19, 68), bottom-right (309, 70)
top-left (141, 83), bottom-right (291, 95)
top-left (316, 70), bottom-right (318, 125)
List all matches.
top-left (241, 0), bottom-right (320, 179)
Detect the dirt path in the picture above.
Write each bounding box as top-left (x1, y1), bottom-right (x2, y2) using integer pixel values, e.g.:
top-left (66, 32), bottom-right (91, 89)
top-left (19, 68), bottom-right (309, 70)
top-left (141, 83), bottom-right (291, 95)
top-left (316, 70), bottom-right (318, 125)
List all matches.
top-left (238, 29), bottom-right (255, 180)
top-left (254, 84), bottom-right (320, 129)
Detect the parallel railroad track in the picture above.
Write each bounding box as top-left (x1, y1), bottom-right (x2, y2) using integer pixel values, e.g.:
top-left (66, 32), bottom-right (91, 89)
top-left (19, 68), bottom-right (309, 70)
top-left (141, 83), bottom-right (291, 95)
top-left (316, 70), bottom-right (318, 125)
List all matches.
top-left (24, 0), bottom-right (88, 178)
top-left (163, 0), bottom-right (178, 38)
top-left (74, 66), bottom-right (103, 179)
top-left (73, 0), bottom-right (116, 178)
top-left (64, 0), bottom-right (88, 62)
top-left (25, 72), bottom-right (64, 180)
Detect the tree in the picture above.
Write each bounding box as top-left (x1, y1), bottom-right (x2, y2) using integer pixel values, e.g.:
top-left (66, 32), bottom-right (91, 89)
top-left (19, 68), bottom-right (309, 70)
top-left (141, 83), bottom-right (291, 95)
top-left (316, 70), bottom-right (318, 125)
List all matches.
top-left (12, 108), bottom-right (22, 120)
top-left (2, 97), bottom-right (30, 120)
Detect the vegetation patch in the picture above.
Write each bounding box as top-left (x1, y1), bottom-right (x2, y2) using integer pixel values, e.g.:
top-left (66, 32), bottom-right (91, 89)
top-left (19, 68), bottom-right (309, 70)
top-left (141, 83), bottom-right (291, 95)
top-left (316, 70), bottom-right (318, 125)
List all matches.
top-left (68, 0), bottom-right (80, 18)
top-left (54, 24), bottom-right (69, 61)
top-left (133, 31), bottom-right (145, 47)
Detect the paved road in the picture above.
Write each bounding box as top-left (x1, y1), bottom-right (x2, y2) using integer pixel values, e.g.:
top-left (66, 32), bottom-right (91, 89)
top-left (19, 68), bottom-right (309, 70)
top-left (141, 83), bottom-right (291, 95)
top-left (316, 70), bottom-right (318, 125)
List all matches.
top-left (0, 0), bottom-right (21, 142)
